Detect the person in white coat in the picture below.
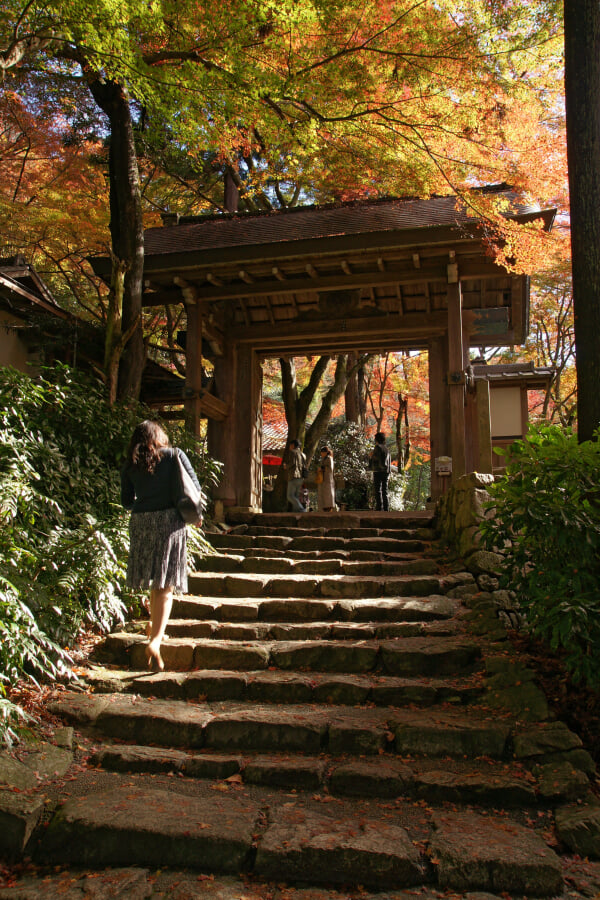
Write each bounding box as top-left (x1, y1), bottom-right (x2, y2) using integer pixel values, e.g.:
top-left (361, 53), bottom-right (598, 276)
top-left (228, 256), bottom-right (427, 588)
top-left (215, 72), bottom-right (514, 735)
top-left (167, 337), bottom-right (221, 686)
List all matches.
top-left (317, 445), bottom-right (336, 512)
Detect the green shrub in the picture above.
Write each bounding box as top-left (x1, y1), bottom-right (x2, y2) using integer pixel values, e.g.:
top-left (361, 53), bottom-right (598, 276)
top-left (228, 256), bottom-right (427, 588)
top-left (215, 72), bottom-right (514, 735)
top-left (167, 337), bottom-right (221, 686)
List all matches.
top-left (0, 363), bottom-right (220, 743)
top-left (480, 424), bottom-right (600, 688)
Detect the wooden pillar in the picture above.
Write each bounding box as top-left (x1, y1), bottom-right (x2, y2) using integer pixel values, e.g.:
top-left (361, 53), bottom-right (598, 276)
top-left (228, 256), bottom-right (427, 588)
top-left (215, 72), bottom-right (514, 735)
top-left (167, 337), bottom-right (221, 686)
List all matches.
top-left (447, 280), bottom-right (466, 480)
top-left (233, 344), bottom-right (263, 510)
top-left (207, 339), bottom-right (238, 507)
top-left (428, 337), bottom-right (450, 499)
top-left (475, 379), bottom-right (493, 474)
top-left (184, 299), bottom-right (203, 436)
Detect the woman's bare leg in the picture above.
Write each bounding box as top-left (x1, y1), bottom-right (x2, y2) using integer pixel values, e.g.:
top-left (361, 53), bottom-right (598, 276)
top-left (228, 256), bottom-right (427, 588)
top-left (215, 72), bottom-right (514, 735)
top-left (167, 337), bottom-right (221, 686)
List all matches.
top-left (146, 585), bottom-right (173, 670)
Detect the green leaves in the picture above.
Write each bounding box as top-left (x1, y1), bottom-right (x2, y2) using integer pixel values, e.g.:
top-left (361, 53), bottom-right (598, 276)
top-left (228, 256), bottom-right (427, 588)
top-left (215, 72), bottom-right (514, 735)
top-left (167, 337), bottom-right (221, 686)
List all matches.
top-left (481, 424), bottom-right (600, 688)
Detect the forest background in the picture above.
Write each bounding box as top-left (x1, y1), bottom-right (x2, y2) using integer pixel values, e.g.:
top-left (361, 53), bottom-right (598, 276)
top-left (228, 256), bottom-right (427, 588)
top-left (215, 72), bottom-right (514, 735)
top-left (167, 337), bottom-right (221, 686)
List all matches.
top-left (0, 0), bottom-right (595, 736)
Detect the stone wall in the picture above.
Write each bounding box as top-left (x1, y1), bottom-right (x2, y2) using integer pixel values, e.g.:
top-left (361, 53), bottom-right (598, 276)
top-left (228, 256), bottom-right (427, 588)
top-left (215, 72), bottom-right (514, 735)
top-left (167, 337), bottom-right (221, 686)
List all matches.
top-left (435, 471), bottom-right (520, 630)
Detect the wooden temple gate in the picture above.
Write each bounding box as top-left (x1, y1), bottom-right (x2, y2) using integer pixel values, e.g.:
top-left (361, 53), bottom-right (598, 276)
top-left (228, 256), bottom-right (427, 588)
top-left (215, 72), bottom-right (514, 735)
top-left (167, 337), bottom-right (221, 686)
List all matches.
top-left (95, 188), bottom-right (554, 511)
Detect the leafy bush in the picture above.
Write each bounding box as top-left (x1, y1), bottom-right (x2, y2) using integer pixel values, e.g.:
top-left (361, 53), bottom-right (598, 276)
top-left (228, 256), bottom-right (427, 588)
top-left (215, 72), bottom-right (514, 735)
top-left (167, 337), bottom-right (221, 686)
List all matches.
top-left (480, 424), bottom-right (600, 688)
top-left (324, 421), bottom-right (409, 510)
top-left (0, 363), bottom-right (220, 743)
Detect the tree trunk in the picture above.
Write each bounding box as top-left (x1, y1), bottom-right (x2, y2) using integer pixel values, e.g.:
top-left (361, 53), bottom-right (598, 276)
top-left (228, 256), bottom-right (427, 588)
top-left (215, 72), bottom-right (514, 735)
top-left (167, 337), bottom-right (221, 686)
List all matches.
top-left (344, 351), bottom-right (360, 422)
top-left (88, 77), bottom-right (146, 403)
top-left (564, 0), bottom-right (600, 441)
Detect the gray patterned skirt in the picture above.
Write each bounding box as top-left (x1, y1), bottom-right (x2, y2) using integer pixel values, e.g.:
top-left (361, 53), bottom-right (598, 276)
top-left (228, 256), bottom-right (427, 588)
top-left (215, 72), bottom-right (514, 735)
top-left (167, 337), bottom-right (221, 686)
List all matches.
top-left (127, 508), bottom-right (187, 593)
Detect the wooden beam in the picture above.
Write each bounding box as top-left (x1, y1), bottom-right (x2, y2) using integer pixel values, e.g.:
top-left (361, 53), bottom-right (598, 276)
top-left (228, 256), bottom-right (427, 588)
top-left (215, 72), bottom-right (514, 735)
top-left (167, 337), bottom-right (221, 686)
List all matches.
top-left (272, 266), bottom-right (286, 280)
top-left (341, 260), bottom-right (352, 275)
top-left (230, 310), bottom-right (448, 344)
top-left (239, 270), bottom-right (253, 283)
top-left (141, 260), bottom-right (514, 306)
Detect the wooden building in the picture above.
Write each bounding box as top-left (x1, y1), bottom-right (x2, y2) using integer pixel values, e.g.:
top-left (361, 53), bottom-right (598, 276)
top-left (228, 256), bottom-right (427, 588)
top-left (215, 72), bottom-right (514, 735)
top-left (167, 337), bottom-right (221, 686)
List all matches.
top-left (91, 186), bottom-right (555, 511)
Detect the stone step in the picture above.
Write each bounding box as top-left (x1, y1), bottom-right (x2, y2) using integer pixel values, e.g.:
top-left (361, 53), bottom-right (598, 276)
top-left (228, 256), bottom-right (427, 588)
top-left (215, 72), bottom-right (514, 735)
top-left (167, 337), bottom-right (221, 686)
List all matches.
top-left (241, 525), bottom-right (434, 540)
top-left (232, 546), bottom-right (433, 561)
top-left (226, 511), bottom-right (435, 530)
top-left (135, 616), bottom-right (460, 641)
top-left (101, 633), bottom-right (483, 675)
top-left (84, 664), bottom-right (483, 707)
top-left (50, 693), bottom-right (587, 769)
top-left (31, 769), bottom-right (563, 894)
top-left (207, 533), bottom-right (429, 553)
top-left (89, 743), bottom-right (587, 808)
top-left (194, 555), bottom-right (437, 576)
top-left (187, 571), bottom-right (473, 599)
top-left (171, 593), bottom-right (459, 622)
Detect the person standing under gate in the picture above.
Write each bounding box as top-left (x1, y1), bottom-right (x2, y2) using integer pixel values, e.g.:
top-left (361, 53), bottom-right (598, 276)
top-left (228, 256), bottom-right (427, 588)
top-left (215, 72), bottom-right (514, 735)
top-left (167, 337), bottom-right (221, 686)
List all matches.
top-left (369, 431), bottom-right (392, 512)
top-left (317, 445), bottom-right (336, 512)
top-left (284, 438), bottom-right (307, 512)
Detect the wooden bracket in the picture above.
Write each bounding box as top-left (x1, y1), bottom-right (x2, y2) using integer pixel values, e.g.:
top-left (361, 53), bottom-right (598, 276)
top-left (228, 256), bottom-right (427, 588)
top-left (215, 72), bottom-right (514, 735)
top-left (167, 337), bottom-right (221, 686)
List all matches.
top-left (446, 371), bottom-right (466, 385)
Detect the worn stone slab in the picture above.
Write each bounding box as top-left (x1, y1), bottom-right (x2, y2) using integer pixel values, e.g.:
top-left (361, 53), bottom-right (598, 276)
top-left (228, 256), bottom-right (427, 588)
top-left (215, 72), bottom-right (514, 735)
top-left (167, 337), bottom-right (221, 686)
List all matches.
top-left (383, 576), bottom-right (446, 597)
top-left (270, 639), bottom-right (379, 673)
top-left (0, 787), bottom-right (45, 860)
top-left (195, 555), bottom-right (244, 572)
top-left (329, 760), bottom-right (414, 797)
top-left (313, 674), bottom-right (373, 705)
top-left (21, 742), bottom-right (73, 780)
top-left (430, 810), bottom-right (563, 896)
top-left (268, 622), bottom-right (333, 640)
top-left (243, 755), bottom-right (326, 790)
top-left (163, 619), bottom-right (215, 638)
top-left (92, 744), bottom-right (190, 774)
top-left (0, 756), bottom-right (39, 790)
top-left (413, 763), bottom-right (538, 807)
top-left (95, 695), bottom-right (214, 748)
top-left (193, 640), bottom-right (271, 671)
top-left (257, 599), bottom-right (336, 621)
top-left (264, 576), bottom-right (321, 598)
top-left (245, 672), bottom-right (314, 703)
top-left (203, 706), bottom-right (327, 753)
top-left (534, 760), bottom-right (590, 802)
top-left (555, 801), bottom-right (600, 859)
top-left (213, 622), bottom-right (272, 640)
top-left (255, 806), bottom-right (426, 888)
top-left (512, 721), bottom-right (583, 759)
top-left (392, 709), bottom-right (510, 758)
top-left (48, 693), bottom-right (110, 724)
top-left (37, 786), bottom-right (260, 870)
top-left (293, 559), bottom-right (344, 574)
top-left (328, 712), bottom-right (390, 755)
top-left (134, 670), bottom-right (246, 702)
top-left (131, 637), bottom-right (195, 671)
top-left (380, 637), bottom-right (481, 676)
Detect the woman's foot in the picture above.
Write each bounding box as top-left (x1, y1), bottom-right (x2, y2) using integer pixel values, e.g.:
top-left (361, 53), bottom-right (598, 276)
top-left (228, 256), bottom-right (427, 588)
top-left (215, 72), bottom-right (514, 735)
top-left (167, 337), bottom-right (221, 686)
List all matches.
top-left (145, 643), bottom-right (164, 672)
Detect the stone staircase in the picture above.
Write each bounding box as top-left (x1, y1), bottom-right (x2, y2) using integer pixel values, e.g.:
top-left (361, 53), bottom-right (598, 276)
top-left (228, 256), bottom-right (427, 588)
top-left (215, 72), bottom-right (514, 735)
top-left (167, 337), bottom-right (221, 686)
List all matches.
top-left (37, 512), bottom-right (598, 894)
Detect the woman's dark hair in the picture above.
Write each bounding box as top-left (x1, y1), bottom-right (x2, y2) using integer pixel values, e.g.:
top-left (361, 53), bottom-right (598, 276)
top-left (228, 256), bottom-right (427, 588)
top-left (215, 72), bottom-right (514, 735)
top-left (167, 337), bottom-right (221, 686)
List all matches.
top-left (320, 445), bottom-right (332, 456)
top-left (127, 420), bottom-right (170, 474)
top-left (375, 432), bottom-right (386, 444)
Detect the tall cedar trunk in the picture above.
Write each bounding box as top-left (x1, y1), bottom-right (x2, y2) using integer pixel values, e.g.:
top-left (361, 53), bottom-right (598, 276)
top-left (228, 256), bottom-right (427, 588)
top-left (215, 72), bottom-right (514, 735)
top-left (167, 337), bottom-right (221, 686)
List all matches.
top-left (564, 0), bottom-right (600, 440)
top-left (88, 78), bottom-right (146, 403)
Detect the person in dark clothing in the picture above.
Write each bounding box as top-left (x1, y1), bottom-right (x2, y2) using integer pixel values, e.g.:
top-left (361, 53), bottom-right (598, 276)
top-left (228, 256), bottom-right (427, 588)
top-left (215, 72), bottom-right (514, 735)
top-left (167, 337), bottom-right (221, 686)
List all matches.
top-left (283, 438), bottom-right (307, 512)
top-left (121, 420), bottom-right (201, 671)
top-left (369, 431), bottom-right (392, 512)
